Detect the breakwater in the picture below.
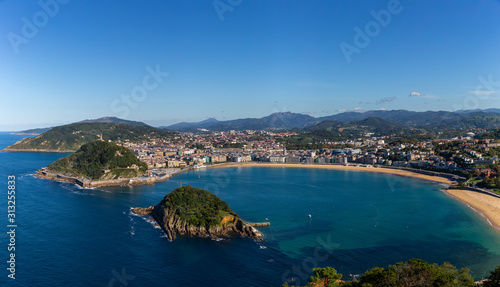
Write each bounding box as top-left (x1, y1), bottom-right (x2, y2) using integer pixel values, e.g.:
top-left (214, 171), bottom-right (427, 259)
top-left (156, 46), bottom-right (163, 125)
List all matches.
top-left (34, 168), bottom-right (171, 188)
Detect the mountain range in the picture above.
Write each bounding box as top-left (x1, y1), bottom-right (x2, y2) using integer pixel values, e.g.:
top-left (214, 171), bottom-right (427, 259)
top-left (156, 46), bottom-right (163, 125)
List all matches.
top-left (11, 109), bottom-right (500, 136)
top-left (6, 109), bottom-right (500, 152)
top-left (161, 109), bottom-right (500, 132)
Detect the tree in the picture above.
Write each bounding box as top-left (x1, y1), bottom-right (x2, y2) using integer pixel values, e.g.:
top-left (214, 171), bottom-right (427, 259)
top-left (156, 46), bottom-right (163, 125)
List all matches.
top-left (483, 265), bottom-right (500, 287)
top-left (356, 259), bottom-right (475, 287)
top-left (307, 267), bottom-right (342, 287)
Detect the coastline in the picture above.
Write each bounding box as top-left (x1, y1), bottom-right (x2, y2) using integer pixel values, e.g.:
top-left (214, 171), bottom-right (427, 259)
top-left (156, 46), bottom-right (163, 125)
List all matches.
top-left (3, 148), bottom-right (76, 153)
top-left (203, 162), bottom-right (500, 232)
top-left (444, 188), bottom-right (500, 230)
top-left (204, 162), bottom-right (456, 185)
top-left (34, 168), bottom-right (178, 188)
top-left (34, 161), bottom-right (500, 232)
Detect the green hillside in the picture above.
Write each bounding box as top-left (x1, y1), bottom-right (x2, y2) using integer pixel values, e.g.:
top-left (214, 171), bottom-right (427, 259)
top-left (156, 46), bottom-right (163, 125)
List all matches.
top-left (5, 122), bottom-right (176, 152)
top-left (157, 185), bottom-right (239, 228)
top-left (47, 141), bottom-right (147, 181)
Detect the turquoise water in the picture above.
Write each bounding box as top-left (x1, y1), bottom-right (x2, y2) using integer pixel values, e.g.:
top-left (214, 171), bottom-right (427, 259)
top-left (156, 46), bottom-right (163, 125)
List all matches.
top-left (0, 132), bottom-right (499, 286)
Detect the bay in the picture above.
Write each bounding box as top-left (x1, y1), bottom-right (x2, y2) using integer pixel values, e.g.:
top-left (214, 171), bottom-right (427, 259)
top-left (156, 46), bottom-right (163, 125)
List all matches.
top-left (0, 132), bottom-right (499, 287)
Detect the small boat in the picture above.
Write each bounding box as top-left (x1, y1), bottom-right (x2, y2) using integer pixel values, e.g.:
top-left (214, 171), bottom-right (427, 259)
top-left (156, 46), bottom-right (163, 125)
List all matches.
top-left (308, 214), bottom-right (312, 218)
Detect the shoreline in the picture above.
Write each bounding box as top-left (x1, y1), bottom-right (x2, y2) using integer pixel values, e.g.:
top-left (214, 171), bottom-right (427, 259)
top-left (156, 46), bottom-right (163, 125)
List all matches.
top-left (34, 168), bottom-right (178, 188)
top-left (204, 162), bottom-right (457, 185)
top-left (3, 148), bottom-right (76, 153)
top-left (443, 188), bottom-right (500, 230)
top-left (34, 161), bottom-right (500, 232)
top-left (202, 162), bottom-right (500, 232)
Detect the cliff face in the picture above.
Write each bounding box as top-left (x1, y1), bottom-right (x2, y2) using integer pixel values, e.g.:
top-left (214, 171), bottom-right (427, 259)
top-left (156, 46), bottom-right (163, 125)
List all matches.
top-left (131, 185), bottom-right (267, 241)
top-left (151, 204), bottom-right (263, 241)
top-left (131, 205), bottom-right (265, 241)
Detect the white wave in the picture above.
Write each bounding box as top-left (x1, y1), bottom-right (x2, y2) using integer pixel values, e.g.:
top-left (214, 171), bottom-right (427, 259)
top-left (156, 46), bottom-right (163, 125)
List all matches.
top-left (128, 209), bottom-right (142, 217)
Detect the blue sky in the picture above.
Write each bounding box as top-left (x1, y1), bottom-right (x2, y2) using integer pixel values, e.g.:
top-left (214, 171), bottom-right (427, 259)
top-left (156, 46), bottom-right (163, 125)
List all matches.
top-left (1, 0), bottom-right (499, 131)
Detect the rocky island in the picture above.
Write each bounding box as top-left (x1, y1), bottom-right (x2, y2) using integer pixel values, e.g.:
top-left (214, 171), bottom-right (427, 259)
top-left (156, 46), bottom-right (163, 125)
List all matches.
top-left (35, 140), bottom-right (169, 187)
top-left (132, 185), bottom-right (268, 241)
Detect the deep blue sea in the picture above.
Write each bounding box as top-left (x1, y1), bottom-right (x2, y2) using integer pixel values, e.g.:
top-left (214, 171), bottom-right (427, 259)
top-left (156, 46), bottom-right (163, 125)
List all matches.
top-left (1, 132), bottom-right (499, 286)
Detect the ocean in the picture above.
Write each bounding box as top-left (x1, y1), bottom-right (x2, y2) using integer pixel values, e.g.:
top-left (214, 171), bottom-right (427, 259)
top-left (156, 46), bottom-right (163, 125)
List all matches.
top-left (0, 132), bottom-right (499, 286)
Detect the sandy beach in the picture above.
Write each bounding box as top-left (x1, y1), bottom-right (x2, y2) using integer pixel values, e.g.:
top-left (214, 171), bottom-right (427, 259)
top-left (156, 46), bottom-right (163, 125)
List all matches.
top-left (445, 189), bottom-right (500, 230)
top-left (206, 162), bottom-right (456, 184)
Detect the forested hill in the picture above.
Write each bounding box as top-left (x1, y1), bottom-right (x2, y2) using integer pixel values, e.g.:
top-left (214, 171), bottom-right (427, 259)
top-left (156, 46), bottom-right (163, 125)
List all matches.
top-left (47, 141), bottom-right (148, 181)
top-left (159, 185), bottom-right (239, 228)
top-left (4, 122), bottom-right (176, 152)
top-left (138, 185), bottom-right (265, 241)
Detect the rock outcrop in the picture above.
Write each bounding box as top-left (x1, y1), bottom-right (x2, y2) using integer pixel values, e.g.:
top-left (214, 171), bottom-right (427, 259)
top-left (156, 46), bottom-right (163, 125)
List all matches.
top-left (130, 186), bottom-right (267, 241)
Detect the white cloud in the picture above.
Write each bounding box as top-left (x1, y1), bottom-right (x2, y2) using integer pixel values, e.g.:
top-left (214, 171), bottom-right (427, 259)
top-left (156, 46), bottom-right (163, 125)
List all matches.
top-left (470, 90), bottom-right (497, 96)
top-left (409, 92), bottom-right (425, 97)
top-left (337, 109), bottom-right (346, 112)
top-left (376, 96), bottom-right (396, 104)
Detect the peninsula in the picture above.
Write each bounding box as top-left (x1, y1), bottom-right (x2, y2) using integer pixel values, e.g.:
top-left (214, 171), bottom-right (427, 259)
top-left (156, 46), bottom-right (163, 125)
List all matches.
top-left (131, 185), bottom-right (268, 241)
top-left (35, 140), bottom-right (171, 188)
top-left (4, 121), bottom-right (176, 152)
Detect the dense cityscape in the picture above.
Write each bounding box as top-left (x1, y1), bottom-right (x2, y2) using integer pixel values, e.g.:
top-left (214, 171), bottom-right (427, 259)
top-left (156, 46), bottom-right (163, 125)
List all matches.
top-left (119, 129), bottom-right (500, 191)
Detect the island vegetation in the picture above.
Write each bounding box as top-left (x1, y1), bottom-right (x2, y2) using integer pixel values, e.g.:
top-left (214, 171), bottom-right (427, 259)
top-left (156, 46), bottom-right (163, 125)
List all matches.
top-left (47, 140), bottom-right (148, 181)
top-left (285, 259), bottom-right (500, 287)
top-left (159, 185), bottom-right (239, 228)
top-left (132, 185), bottom-right (267, 241)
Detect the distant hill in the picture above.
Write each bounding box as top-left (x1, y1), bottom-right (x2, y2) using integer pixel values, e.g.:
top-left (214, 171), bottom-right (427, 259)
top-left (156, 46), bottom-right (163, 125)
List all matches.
top-left (12, 127), bottom-right (53, 135)
top-left (163, 118), bottom-right (221, 130)
top-left (77, 116), bottom-right (149, 127)
top-left (46, 141), bottom-right (148, 181)
top-left (456, 108), bottom-right (500, 114)
top-left (4, 122), bottom-right (176, 152)
top-left (163, 112), bottom-right (318, 131)
top-left (299, 117), bottom-right (408, 143)
top-left (318, 110), bottom-right (465, 126)
top-left (163, 109), bottom-right (500, 132)
top-left (12, 116), bottom-right (149, 135)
